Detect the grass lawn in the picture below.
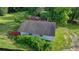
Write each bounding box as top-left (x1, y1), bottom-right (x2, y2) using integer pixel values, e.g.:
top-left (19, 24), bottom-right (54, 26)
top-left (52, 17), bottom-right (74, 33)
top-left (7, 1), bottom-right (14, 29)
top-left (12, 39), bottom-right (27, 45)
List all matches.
top-left (0, 12), bottom-right (33, 51)
top-left (0, 12), bottom-right (79, 51)
top-left (0, 38), bottom-right (19, 49)
top-left (65, 24), bottom-right (79, 35)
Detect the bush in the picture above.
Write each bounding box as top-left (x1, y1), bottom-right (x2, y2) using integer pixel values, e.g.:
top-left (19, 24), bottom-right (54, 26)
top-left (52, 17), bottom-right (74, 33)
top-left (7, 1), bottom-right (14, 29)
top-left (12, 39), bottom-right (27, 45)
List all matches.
top-left (14, 35), bottom-right (53, 51)
top-left (14, 11), bottom-right (28, 23)
top-left (0, 7), bottom-right (8, 16)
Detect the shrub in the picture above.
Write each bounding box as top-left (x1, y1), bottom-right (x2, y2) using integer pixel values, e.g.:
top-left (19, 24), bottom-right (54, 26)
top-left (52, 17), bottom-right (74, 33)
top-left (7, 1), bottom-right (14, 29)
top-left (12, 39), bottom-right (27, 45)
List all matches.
top-left (14, 35), bottom-right (53, 51)
top-left (14, 11), bottom-right (28, 23)
top-left (0, 7), bottom-right (8, 16)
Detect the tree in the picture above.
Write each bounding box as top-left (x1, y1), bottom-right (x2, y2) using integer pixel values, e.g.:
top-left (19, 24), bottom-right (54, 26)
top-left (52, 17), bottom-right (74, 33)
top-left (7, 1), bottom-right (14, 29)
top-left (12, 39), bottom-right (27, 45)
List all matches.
top-left (46, 7), bottom-right (72, 24)
top-left (34, 7), bottom-right (49, 21)
top-left (8, 7), bottom-right (26, 13)
top-left (69, 7), bottom-right (79, 21)
top-left (0, 7), bottom-right (8, 16)
top-left (67, 7), bottom-right (79, 24)
top-left (26, 7), bottom-right (37, 15)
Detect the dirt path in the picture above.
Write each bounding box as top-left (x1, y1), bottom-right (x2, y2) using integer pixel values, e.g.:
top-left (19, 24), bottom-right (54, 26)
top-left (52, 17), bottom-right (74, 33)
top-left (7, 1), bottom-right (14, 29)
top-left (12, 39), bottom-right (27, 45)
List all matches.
top-left (70, 33), bottom-right (79, 51)
top-left (63, 32), bottom-right (79, 51)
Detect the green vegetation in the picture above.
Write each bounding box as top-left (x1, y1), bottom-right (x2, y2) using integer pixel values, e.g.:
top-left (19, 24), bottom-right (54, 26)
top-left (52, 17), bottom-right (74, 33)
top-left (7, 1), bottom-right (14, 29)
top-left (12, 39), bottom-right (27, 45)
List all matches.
top-left (0, 38), bottom-right (17, 49)
top-left (0, 7), bottom-right (8, 16)
top-left (52, 28), bottom-right (72, 50)
top-left (0, 12), bottom-right (33, 50)
top-left (0, 7), bottom-right (79, 51)
top-left (14, 35), bottom-right (53, 51)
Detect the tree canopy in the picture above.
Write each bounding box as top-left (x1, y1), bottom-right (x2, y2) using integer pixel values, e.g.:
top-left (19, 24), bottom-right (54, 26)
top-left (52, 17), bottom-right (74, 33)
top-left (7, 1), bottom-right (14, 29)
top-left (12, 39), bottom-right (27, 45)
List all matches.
top-left (0, 7), bottom-right (79, 24)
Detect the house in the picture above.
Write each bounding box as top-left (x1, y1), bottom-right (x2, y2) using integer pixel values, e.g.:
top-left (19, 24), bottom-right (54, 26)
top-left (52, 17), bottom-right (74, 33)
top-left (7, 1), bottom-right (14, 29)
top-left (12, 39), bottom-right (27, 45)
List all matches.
top-left (17, 20), bottom-right (56, 40)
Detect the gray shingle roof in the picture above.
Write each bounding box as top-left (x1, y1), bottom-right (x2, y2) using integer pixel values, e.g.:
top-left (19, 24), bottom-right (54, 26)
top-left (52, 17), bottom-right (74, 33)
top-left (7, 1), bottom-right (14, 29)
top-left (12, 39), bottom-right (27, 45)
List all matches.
top-left (18, 20), bottom-right (56, 36)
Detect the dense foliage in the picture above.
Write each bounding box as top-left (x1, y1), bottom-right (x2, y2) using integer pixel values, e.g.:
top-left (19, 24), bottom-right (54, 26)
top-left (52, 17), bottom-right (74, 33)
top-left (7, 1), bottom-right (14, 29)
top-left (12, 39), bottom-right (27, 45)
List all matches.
top-left (14, 35), bottom-right (53, 51)
top-left (69, 8), bottom-right (79, 20)
top-left (46, 8), bottom-right (72, 23)
top-left (0, 7), bottom-right (8, 16)
top-left (0, 7), bottom-right (79, 24)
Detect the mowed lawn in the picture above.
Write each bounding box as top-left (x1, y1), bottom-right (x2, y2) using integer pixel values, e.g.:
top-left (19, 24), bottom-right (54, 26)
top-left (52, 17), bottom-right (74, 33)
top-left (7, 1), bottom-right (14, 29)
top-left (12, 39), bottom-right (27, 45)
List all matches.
top-left (0, 12), bottom-right (33, 51)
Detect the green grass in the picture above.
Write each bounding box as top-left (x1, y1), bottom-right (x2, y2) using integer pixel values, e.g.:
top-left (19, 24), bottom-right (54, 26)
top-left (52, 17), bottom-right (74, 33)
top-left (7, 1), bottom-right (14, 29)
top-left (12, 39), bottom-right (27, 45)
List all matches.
top-left (0, 38), bottom-right (18, 49)
top-left (58, 23), bottom-right (79, 35)
top-left (0, 12), bottom-right (33, 50)
top-left (65, 24), bottom-right (79, 35)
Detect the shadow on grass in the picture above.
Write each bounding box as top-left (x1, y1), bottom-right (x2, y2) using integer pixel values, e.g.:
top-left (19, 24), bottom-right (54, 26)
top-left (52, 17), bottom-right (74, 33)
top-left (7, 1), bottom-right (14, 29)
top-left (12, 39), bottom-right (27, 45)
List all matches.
top-left (0, 48), bottom-right (23, 51)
